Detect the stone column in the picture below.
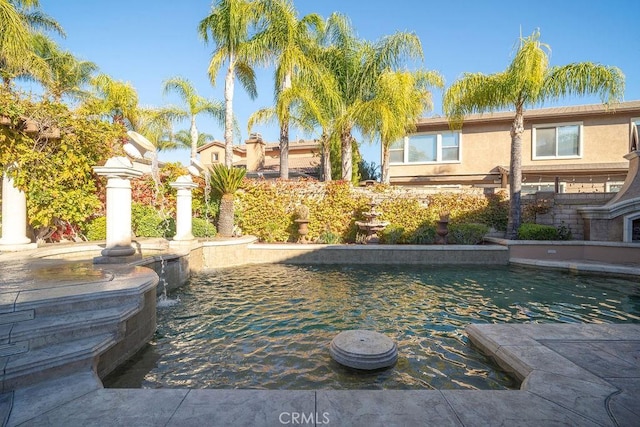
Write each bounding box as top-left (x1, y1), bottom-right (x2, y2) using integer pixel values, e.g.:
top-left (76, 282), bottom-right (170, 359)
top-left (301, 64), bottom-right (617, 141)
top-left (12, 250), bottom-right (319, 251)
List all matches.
top-left (0, 171), bottom-right (36, 251)
top-left (170, 175), bottom-right (198, 241)
top-left (93, 157), bottom-right (143, 262)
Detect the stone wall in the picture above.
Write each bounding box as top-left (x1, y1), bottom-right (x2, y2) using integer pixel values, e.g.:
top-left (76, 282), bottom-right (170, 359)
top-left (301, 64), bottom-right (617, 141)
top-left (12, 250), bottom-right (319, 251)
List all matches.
top-left (521, 192), bottom-right (615, 240)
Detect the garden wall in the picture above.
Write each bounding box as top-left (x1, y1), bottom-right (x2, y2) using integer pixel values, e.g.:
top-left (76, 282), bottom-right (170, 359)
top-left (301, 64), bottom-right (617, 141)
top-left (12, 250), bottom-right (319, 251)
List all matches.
top-left (520, 191), bottom-right (615, 240)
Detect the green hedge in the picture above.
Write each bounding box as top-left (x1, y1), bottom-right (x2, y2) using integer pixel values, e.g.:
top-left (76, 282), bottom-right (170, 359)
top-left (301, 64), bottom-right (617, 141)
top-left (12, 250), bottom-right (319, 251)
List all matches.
top-left (517, 223), bottom-right (558, 240)
top-left (84, 216), bottom-right (106, 241)
top-left (449, 223), bottom-right (489, 245)
top-left (192, 217), bottom-right (216, 238)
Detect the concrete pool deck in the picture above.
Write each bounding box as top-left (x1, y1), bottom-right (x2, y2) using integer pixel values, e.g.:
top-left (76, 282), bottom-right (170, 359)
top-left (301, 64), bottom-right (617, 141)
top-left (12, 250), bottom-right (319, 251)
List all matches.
top-left (0, 243), bottom-right (638, 426)
top-left (4, 323), bottom-right (639, 426)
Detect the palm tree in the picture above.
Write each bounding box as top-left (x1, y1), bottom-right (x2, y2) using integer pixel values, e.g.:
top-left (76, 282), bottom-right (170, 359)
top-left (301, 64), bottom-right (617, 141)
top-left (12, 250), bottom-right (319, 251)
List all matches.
top-left (443, 30), bottom-right (625, 239)
top-left (208, 163), bottom-right (246, 237)
top-left (321, 13), bottom-right (424, 181)
top-left (198, 0), bottom-right (267, 167)
top-left (251, 0), bottom-right (324, 180)
top-left (32, 34), bottom-right (97, 103)
top-left (83, 73), bottom-right (140, 128)
top-left (135, 106), bottom-right (184, 151)
top-left (162, 76), bottom-right (225, 159)
top-left (355, 69), bottom-right (443, 184)
top-left (170, 129), bottom-right (215, 151)
top-left (0, 0), bottom-right (64, 89)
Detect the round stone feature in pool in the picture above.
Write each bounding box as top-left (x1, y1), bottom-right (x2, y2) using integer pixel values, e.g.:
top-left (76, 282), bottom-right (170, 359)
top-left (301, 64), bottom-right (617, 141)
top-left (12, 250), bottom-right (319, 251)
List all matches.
top-left (330, 330), bottom-right (398, 370)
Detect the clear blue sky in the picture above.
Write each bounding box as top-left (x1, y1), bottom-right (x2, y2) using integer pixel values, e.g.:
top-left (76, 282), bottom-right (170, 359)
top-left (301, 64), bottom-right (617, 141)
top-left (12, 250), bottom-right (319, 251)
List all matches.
top-left (33, 0), bottom-right (640, 167)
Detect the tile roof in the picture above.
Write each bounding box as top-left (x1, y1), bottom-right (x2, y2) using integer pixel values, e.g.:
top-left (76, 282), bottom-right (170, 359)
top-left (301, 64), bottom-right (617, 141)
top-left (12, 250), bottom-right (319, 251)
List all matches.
top-left (417, 100), bottom-right (640, 127)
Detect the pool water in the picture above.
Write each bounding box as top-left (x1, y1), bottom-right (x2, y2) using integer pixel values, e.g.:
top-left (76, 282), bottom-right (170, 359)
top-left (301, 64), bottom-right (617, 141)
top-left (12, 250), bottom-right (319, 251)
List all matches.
top-left (104, 264), bottom-right (640, 390)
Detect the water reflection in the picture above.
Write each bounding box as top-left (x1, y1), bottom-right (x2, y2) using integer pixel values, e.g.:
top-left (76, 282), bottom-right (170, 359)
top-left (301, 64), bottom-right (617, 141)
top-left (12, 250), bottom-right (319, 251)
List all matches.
top-left (103, 264), bottom-right (639, 391)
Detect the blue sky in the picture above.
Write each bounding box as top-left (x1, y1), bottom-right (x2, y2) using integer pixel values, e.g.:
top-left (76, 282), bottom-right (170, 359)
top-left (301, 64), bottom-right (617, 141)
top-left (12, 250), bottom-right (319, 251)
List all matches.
top-left (33, 0), bottom-right (640, 167)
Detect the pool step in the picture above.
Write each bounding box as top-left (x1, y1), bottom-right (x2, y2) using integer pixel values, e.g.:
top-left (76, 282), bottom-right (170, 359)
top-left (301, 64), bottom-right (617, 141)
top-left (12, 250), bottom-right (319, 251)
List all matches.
top-left (0, 310), bottom-right (35, 325)
top-left (0, 341), bottom-right (28, 358)
top-left (6, 304), bottom-right (140, 351)
top-left (0, 262), bottom-right (158, 408)
top-left (15, 286), bottom-right (144, 317)
top-left (1, 334), bottom-right (116, 392)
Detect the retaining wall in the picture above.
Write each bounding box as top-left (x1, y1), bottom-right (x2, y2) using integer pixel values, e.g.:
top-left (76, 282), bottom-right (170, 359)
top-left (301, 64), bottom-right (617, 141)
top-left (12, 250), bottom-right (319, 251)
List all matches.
top-left (521, 192), bottom-right (615, 239)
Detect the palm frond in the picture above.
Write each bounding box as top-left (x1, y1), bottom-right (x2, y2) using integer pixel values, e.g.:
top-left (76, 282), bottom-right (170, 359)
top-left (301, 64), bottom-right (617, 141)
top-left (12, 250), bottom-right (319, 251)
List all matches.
top-left (541, 63), bottom-right (625, 105)
top-left (207, 163), bottom-right (246, 196)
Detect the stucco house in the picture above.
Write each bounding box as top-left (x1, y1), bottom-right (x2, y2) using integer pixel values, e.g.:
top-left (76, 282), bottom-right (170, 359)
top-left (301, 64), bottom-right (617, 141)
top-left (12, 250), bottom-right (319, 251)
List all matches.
top-left (388, 101), bottom-right (640, 194)
top-left (197, 133), bottom-right (320, 179)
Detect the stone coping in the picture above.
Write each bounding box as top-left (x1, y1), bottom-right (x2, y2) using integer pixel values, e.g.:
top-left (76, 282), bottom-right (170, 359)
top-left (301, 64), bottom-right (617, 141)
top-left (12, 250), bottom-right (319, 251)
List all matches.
top-left (485, 236), bottom-right (640, 248)
top-left (247, 242), bottom-right (508, 251)
top-left (8, 324), bottom-right (639, 426)
top-left (200, 236), bottom-right (258, 246)
top-left (510, 257), bottom-right (640, 277)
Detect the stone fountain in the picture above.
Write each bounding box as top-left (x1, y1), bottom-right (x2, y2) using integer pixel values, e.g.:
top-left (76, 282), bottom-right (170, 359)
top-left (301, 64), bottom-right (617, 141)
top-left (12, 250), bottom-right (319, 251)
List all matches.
top-left (355, 202), bottom-right (389, 244)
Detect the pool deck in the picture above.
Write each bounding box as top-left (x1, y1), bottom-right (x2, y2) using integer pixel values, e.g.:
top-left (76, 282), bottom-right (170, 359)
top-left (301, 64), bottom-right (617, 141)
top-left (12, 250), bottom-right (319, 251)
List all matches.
top-left (1, 246), bottom-right (638, 426)
top-left (5, 324), bottom-right (639, 426)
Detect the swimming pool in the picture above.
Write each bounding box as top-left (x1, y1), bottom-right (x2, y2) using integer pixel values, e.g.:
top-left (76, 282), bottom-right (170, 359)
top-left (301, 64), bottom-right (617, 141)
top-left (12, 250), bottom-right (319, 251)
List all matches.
top-left (104, 264), bottom-right (639, 390)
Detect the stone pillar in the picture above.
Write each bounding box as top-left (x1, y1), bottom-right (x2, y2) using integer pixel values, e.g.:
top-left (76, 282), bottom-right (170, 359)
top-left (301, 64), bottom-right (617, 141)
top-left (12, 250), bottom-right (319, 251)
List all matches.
top-left (0, 171), bottom-right (36, 251)
top-left (93, 157), bottom-right (143, 262)
top-left (170, 175), bottom-right (198, 241)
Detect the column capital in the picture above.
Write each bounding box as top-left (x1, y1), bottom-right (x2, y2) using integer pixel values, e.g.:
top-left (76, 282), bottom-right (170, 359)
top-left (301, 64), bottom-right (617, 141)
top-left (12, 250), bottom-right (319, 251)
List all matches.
top-left (93, 157), bottom-right (144, 180)
top-left (170, 175), bottom-right (198, 191)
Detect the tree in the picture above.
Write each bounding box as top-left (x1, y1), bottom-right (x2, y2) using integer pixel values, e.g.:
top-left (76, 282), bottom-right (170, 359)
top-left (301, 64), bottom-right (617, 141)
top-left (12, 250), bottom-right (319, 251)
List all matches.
top-left (252, 0), bottom-right (323, 179)
top-left (0, 0), bottom-right (64, 89)
top-left (134, 106), bottom-right (184, 152)
top-left (198, 0), bottom-right (266, 167)
top-left (169, 129), bottom-right (215, 151)
top-left (32, 34), bottom-right (97, 103)
top-left (83, 73), bottom-right (139, 128)
top-left (162, 76), bottom-right (225, 159)
top-left (0, 87), bottom-right (120, 241)
top-left (321, 13), bottom-right (424, 181)
top-left (355, 70), bottom-right (443, 184)
top-left (443, 30), bottom-right (624, 238)
top-left (208, 163), bottom-right (246, 237)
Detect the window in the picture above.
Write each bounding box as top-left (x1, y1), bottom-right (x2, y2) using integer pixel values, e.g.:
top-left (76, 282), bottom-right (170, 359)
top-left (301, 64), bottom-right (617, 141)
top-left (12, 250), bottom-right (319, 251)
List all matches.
top-left (389, 139), bottom-right (404, 163)
top-left (522, 182), bottom-right (565, 195)
top-left (606, 181), bottom-right (625, 193)
top-left (533, 123), bottom-right (582, 159)
top-left (211, 152), bottom-right (220, 163)
top-left (390, 131), bottom-right (461, 164)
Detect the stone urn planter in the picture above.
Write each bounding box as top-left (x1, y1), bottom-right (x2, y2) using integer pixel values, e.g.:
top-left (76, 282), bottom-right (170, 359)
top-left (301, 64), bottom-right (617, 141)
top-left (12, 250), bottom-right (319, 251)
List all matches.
top-left (294, 204), bottom-right (310, 243)
top-left (295, 219), bottom-right (310, 243)
top-left (436, 212), bottom-right (449, 244)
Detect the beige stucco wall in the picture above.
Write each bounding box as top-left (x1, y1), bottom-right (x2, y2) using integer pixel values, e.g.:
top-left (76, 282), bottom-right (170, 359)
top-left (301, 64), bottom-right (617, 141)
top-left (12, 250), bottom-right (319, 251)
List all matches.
top-left (199, 144), bottom-right (243, 167)
top-left (390, 107), bottom-right (637, 186)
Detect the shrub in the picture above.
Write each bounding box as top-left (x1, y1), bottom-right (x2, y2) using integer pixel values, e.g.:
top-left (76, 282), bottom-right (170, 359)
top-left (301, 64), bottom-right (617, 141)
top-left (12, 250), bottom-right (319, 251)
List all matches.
top-left (84, 216), bottom-right (106, 241)
top-left (517, 223), bottom-right (558, 240)
top-left (409, 224), bottom-right (436, 244)
top-left (380, 225), bottom-right (404, 244)
top-left (317, 229), bottom-right (341, 244)
top-left (448, 223), bottom-right (489, 245)
top-left (192, 217), bottom-right (216, 238)
top-left (378, 198), bottom-right (428, 241)
top-left (556, 222), bottom-right (573, 240)
top-left (132, 203), bottom-right (174, 238)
